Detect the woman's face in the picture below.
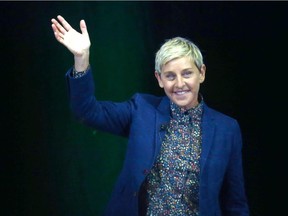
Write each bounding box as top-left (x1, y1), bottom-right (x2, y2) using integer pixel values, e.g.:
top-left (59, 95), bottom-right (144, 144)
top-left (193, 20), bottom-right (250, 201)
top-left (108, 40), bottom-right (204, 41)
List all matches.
top-left (155, 56), bottom-right (206, 110)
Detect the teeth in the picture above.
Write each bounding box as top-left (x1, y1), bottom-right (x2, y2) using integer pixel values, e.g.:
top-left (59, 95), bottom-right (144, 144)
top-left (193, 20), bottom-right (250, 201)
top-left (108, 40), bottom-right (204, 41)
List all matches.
top-left (176, 91), bottom-right (186, 95)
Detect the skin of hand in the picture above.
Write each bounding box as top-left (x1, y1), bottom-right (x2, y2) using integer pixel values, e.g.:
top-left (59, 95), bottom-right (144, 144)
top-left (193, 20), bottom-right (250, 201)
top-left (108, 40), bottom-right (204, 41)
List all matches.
top-left (51, 15), bottom-right (91, 71)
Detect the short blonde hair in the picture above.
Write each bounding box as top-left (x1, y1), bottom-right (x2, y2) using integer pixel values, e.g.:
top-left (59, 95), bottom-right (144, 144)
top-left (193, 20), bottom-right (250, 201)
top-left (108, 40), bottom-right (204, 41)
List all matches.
top-left (155, 37), bottom-right (204, 73)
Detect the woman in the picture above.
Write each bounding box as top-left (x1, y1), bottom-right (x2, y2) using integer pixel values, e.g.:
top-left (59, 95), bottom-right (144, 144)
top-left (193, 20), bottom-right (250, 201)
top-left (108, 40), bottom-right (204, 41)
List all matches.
top-left (51, 15), bottom-right (249, 216)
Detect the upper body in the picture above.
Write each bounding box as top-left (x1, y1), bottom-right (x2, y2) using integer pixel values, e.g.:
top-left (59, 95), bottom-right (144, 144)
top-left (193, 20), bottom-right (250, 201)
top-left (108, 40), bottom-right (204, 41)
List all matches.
top-left (52, 15), bottom-right (250, 215)
top-left (67, 68), bottom-right (249, 216)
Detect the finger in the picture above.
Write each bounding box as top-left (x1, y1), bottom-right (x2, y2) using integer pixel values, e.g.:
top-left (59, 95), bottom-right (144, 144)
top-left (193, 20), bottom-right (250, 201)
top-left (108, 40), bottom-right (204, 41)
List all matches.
top-left (51, 18), bottom-right (62, 32)
top-left (52, 21), bottom-right (67, 35)
top-left (55, 34), bottom-right (64, 43)
top-left (79, 20), bottom-right (88, 35)
top-left (51, 22), bottom-right (60, 33)
top-left (51, 24), bottom-right (65, 42)
top-left (57, 15), bottom-right (72, 31)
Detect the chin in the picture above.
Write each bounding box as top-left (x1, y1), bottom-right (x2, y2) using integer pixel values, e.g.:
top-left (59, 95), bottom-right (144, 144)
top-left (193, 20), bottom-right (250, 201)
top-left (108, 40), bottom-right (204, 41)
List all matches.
top-left (174, 101), bottom-right (189, 108)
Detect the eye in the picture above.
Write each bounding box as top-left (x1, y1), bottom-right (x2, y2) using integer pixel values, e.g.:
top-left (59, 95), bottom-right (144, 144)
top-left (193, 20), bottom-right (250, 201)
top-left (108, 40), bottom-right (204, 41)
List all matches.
top-left (165, 73), bottom-right (176, 80)
top-left (182, 71), bottom-right (193, 78)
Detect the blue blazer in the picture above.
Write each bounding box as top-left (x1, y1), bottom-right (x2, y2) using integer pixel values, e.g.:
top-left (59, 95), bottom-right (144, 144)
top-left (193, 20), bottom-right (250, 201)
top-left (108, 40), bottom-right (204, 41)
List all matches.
top-left (67, 68), bottom-right (249, 216)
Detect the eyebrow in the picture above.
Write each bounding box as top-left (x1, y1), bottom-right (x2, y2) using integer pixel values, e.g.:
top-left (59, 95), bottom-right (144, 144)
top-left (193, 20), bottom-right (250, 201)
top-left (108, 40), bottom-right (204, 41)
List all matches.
top-left (162, 68), bottom-right (194, 73)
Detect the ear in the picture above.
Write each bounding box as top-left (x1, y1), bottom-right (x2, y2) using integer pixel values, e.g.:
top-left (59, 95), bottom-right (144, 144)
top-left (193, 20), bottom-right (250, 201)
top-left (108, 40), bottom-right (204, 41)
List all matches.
top-left (199, 64), bottom-right (206, 83)
top-left (155, 71), bottom-right (164, 88)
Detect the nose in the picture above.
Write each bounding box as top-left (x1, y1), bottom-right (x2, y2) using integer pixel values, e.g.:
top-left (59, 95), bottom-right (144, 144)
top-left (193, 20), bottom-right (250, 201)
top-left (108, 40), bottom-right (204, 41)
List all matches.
top-left (175, 76), bottom-right (185, 88)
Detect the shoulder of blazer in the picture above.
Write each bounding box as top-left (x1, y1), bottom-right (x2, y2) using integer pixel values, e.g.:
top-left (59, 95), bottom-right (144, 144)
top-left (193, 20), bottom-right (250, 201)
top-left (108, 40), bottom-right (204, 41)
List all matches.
top-left (203, 102), bottom-right (239, 129)
top-left (131, 93), bottom-right (169, 110)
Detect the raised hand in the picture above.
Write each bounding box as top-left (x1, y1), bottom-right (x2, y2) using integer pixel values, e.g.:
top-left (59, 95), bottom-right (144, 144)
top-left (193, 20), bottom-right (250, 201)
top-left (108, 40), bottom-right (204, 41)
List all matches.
top-left (51, 15), bottom-right (91, 56)
top-left (51, 15), bottom-right (90, 71)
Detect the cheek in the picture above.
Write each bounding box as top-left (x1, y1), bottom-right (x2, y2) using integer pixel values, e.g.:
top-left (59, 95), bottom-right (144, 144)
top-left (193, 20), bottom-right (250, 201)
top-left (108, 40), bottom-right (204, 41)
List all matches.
top-left (162, 82), bottom-right (174, 91)
top-left (189, 79), bottom-right (201, 87)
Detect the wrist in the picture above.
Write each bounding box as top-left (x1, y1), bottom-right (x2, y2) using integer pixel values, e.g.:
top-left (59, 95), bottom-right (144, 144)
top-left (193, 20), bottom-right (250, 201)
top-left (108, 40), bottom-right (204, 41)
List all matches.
top-left (74, 51), bottom-right (90, 71)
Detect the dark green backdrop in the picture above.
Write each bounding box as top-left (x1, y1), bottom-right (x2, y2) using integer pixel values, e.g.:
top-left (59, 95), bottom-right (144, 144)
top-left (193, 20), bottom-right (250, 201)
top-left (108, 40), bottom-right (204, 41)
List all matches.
top-left (2, 1), bottom-right (287, 216)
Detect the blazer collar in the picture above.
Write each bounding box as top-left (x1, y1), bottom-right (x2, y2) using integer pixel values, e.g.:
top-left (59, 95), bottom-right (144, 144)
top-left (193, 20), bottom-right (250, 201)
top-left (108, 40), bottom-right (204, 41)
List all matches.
top-left (157, 96), bottom-right (170, 115)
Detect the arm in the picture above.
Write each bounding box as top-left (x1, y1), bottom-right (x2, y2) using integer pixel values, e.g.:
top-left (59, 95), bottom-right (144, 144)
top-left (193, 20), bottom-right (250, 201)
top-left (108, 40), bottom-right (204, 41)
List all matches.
top-left (52, 15), bottom-right (133, 136)
top-left (51, 15), bottom-right (90, 72)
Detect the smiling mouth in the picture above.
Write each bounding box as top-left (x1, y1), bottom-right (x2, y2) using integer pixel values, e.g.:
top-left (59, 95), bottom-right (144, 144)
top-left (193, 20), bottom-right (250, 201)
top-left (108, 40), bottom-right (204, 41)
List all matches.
top-left (174, 90), bottom-right (190, 95)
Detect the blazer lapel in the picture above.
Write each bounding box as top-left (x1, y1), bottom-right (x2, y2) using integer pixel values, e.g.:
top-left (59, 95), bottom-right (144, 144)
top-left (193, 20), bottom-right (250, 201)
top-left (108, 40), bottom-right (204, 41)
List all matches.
top-left (200, 104), bottom-right (216, 174)
top-left (154, 97), bottom-right (171, 162)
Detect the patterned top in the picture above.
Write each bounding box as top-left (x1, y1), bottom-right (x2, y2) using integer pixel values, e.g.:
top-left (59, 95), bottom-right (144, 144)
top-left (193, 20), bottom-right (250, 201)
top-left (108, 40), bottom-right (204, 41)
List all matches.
top-left (72, 65), bottom-right (90, 78)
top-left (146, 100), bottom-right (203, 216)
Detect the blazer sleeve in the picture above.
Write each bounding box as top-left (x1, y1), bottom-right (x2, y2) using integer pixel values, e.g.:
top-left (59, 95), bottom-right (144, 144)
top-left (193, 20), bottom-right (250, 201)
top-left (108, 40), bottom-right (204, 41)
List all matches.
top-left (65, 67), bottom-right (135, 137)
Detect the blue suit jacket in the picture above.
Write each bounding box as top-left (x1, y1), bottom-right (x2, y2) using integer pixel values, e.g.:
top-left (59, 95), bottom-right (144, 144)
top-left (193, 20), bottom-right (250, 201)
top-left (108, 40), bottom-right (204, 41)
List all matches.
top-left (67, 68), bottom-right (249, 216)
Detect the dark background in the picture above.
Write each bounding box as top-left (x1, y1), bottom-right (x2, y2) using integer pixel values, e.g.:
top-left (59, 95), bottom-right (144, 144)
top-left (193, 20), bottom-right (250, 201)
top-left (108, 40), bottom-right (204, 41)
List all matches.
top-left (2, 1), bottom-right (287, 216)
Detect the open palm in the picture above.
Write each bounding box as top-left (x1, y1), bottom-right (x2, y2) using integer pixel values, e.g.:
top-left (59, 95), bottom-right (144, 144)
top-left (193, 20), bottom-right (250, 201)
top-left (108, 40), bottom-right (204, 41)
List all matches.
top-left (51, 15), bottom-right (91, 57)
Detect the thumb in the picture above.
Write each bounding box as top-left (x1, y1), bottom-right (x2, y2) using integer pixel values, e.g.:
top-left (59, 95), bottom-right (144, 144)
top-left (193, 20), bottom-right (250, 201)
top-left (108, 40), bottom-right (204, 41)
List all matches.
top-left (79, 19), bottom-right (88, 35)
